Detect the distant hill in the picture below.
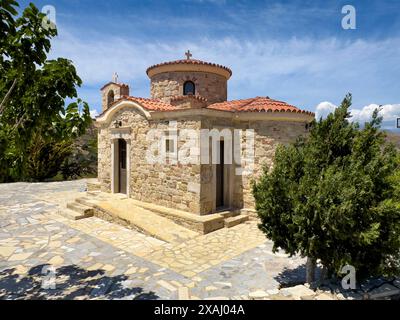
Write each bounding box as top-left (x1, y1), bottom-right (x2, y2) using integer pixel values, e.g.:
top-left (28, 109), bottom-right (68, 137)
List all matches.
top-left (55, 121), bottom-right (98, 180)
top-left (385, 131), bottom-right (400, 149)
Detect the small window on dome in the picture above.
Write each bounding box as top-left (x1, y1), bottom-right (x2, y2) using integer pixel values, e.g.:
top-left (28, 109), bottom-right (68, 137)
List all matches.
top-left (183, 81), bottom-right (195, 96)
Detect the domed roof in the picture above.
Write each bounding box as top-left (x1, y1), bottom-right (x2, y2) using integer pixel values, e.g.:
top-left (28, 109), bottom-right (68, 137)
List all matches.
top-left (146, 54), bottom-right (232, 79)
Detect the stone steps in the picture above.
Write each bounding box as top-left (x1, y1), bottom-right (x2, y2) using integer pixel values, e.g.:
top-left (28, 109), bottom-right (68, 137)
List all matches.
top-left (130, 199), bottom-right (225, 234)
top-left (65, 202), bottom-right (94, 219)
top-left (90, 198), bottom-right (199, 244)
top-left (63, 191), bottom-right (250, 235)
top-left (224, 215), bottom-right (249, 228)
top-left (218, 210), bottom-right (240, 219)
top-left (219, 210), bottom-right (251, 228)
top-left (76, 197), bottom-right (97, 207)
top-left (58, 208), bottom-right (89, 221)
top-left (86, 191), bottom-right (102, 197)
top-left (86, 180), bottom-right (101, 192)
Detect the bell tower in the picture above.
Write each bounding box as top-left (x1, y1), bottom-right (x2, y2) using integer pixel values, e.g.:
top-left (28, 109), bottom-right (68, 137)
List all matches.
top-left (100, 73), bottom-right (130, 112)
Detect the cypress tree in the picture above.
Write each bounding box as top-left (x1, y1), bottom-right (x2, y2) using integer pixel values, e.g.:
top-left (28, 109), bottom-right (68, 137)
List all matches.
top-left (253, 94), bottom-right (400, 281)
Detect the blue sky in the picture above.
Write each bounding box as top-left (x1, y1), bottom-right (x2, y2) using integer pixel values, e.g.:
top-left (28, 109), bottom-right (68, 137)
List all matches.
top-left (19, 0), bottom-right (400, 128)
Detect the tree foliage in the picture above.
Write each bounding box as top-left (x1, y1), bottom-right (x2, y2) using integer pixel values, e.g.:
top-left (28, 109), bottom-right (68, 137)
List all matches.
top-left (0, 0), bottom-right (92, 182)
top-left (60, 124), bottom-right (98, 181)
top-left (253, 94), bottom-right (400, 279)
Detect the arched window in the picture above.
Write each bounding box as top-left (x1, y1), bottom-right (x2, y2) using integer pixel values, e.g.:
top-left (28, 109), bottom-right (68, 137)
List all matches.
top-left (107, 90), bottom-right (115, 107)
top-left (183, 81), bottom-right (195, 95)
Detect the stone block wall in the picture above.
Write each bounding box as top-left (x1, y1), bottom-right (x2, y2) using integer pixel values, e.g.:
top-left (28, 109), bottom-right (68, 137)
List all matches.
top-left (170, 96), bottom-right (208, 109)
top-left (97, 107), bottom-right (202, 214)
top-left (199, 117), bottom-right (234, 215)
top-left (97, 128), bottom-right (112, 192)
top-left (198, 118), bottom-right (309, 213)
top-left (240, 121), bottom-right (309, 210)
top-left (101, 83), bottom-right (129, 113)
top-left (150, 71), bottom-right (227, 105)
top-left (98, 105), bottom-right (310, 216)
top-left (131, 117), bottom-right (202, 214)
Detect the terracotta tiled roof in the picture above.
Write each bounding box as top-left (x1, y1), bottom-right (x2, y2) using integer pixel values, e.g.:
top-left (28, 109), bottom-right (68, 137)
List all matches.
top-left (117, 96), bottom-right (178, 111)
top-left (146, 59), bottom-right (232, 76)
top-left (98, 95), bottom-right (314, 118)
top-left (208, 97), bottom-right (314, 115)
top-left (96, 96), bottom-right (178, 118)
top-left (171, 95), bottom-right (208, 103)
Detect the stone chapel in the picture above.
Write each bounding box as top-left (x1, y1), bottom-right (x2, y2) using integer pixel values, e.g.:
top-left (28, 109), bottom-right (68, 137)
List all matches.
top-left (95, 52), bottom-right (314, 222)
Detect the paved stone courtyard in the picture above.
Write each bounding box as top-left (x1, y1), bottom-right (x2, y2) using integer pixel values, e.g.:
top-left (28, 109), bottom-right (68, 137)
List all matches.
top-left (0, 180), bottom-right (307, 300)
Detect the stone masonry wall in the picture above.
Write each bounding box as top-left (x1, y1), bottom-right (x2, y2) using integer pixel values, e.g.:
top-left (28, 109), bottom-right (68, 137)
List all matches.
top-left (241, 121), bottom-right (309, 210)
top-left (150, 71), bottom-right (227, 105)
top-left (199, 117), bottom-right (234, 215)
top-left (98, 107), bottom-right (309, 215)
top-left (198, 118), bottom-right (309, 214)
top-left (98, 126), bottom-right (112, 192)
top-left (101, 83), bottom-right (129, 113)
top-left (97, 107), bottom-right (202, 214)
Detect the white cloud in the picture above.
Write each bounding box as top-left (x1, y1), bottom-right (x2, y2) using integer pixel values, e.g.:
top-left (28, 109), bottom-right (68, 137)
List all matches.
top-left (49, 25), bottom-right (400, 114)
top-left (315, 101), bottom-right (337, 120)
top-left (50, 26), bottom-right (400, 86)
top-left (90, 109), bottom-right (99, 118)
top-left (351, 104), bottom-right (400, 123)
top-left (314, 102), bottom-right (400, 129)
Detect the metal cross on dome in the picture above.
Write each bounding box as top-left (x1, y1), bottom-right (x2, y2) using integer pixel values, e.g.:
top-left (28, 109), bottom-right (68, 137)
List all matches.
top-left (185, 50), bottom-right (192, 60)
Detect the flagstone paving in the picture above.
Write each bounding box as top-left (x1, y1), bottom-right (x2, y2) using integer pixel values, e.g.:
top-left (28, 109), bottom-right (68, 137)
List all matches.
top-left (0, 180), bottom-right (306, 300)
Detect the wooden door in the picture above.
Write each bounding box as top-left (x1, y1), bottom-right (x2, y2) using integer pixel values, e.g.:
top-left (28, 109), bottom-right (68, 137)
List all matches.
top-left (216, 140), bottom-right (224, 208)
top-left (118, 139), bottom-right (127, 194)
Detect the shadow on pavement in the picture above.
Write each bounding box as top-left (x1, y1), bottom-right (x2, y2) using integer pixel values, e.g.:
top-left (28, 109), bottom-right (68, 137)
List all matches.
top-left (0, 264), bottom-right (159, 300)
top-left (274, 263), bottom-right (323, 288)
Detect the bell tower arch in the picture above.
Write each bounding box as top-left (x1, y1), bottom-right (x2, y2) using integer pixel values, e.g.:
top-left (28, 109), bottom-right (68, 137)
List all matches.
top-left (100, 73), bottom-right (130, 112)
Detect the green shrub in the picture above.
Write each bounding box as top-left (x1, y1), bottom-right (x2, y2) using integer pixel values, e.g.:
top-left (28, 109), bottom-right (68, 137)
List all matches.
top-left (253, 94), bottom-right (400, 280)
